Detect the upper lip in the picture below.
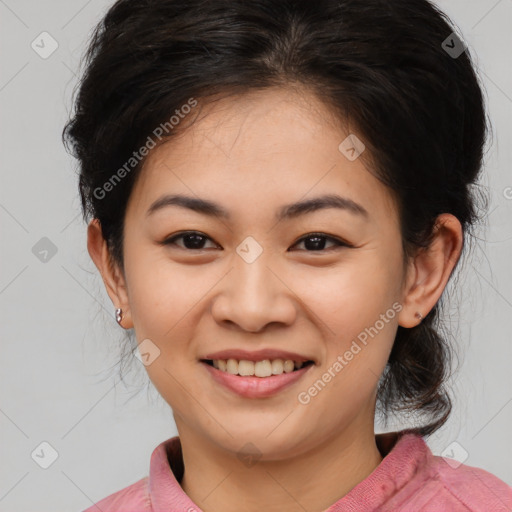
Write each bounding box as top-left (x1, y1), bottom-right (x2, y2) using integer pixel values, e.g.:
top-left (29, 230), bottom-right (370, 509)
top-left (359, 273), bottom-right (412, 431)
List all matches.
top-left (201, 349), bottom-right (315, 363)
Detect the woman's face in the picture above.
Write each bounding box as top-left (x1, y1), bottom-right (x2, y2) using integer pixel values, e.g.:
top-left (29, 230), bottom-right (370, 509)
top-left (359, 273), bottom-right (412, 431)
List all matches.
top-left (116, 88), bottom-right (410, 458)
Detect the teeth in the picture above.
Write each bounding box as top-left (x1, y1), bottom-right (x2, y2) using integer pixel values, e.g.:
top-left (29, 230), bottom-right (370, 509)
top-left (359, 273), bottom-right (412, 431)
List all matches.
top-left (283, 360), bottom-right (295, 373)
top-left (210, 358), bottom-right (308, 377)
top-left (271, 359), bottom-right (284, 375)
top-left (226, 359), bottom-right (238, 375)
top-left (255, 360), bottom-right (272, 377)
top-left (238, 360), bottom-right (254, 376)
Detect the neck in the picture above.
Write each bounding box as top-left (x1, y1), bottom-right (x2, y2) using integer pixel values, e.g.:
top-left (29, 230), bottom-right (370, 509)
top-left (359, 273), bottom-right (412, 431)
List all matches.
top-left (178, 421), bottom-right (383, 512)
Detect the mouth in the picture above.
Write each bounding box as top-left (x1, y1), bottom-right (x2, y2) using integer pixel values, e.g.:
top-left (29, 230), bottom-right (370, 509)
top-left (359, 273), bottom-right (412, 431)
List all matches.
top-left (200, 358), bottom-right (315, 377)
top-left (199, 357), bottom-right (315, 399)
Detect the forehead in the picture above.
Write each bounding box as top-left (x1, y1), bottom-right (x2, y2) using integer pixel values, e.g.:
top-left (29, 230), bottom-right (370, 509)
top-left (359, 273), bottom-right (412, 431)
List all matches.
top-left (127, 87), bottom-right (399, 225)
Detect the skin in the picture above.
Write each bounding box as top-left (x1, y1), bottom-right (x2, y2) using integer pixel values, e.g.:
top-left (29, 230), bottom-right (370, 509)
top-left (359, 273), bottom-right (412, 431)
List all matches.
top-left (88, 87), bottom-right (463, 512)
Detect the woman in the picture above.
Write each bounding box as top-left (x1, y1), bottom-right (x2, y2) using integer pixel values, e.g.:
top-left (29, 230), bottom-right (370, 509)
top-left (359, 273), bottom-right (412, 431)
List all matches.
top-left (62, 0), bottom-right (512, 510)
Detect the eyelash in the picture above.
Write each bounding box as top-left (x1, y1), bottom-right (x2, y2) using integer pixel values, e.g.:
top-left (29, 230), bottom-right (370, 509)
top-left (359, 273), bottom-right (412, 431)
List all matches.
top-left (161, 231), bottom-right (353, 252)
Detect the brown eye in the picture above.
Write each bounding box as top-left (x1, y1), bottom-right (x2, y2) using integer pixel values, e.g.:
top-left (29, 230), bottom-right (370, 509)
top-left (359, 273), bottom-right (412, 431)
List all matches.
top-left (163, 231), bottom-right (219, 250)
top-left (291, 233), bottom-right (351, 252)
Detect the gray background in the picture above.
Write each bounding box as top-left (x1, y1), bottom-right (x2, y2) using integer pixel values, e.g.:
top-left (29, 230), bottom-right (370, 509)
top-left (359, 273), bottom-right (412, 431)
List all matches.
top-left (1, 0), bottom-right (511, 510)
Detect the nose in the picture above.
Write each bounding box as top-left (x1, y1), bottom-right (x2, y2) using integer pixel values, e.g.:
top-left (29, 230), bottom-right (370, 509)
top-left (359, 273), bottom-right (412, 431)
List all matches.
top-left (210, 252), bottom-right (297, 333)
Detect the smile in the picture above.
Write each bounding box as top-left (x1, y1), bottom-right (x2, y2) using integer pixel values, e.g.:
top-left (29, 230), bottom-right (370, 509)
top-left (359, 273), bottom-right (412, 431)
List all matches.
top-left (200, 359), bottom-right (315, 398)
top-left (202, 358), bottom-right (314, 377)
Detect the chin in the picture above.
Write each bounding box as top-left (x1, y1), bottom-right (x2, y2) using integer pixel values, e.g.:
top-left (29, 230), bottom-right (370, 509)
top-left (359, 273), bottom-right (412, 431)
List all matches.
top-left (211, 424), bottom-right (308, 461)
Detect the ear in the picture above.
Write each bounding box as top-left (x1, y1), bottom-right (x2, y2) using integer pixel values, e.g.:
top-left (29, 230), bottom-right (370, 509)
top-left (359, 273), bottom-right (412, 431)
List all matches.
top-left (398, 213), bottom-right (463, 328)
top-left (87, 218), bottom-right (133, 329)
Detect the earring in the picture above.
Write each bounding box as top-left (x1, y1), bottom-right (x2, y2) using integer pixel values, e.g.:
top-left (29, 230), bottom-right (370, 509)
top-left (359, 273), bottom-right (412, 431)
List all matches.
top-left (415, 311), bottom-right (423, 322)
top-left (115, 308), bottom-right (123, 324)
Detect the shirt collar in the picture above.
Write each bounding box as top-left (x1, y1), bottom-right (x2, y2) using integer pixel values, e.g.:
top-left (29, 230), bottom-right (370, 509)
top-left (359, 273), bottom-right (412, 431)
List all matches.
top-left (148, 430), bottom-right (430, 511)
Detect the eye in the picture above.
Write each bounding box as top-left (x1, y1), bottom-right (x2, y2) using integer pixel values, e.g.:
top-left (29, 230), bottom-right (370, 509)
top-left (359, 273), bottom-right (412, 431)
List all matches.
top-left (162, 231), bottom-right (219, 250)
top-left (290, 233), bottom-right (351, 252)
top-left (161, 231), bottom-right (352, 252)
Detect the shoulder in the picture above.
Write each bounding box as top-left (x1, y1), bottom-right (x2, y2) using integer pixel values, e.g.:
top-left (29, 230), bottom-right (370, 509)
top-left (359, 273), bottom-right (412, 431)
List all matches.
top-left (423, 455), bottom-right (512, 511)
top-left (80, 435), bottom-right (184, 512)
top-left (81, 476), bottom-right (150, 512)
top-left (382, 434), bottom-right (512, 511)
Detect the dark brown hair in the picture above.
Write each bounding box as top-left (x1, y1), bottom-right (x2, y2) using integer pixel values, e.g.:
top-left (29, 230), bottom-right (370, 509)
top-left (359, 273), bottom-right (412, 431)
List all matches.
top-left (62, 0), bottom-right (489, 436)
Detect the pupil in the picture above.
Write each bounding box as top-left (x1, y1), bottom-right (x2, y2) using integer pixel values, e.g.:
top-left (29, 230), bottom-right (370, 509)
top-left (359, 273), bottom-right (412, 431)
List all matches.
top-left (184, 234), bottom-right (205, 249)
top-left (305, 236), bottom-right (325, 251)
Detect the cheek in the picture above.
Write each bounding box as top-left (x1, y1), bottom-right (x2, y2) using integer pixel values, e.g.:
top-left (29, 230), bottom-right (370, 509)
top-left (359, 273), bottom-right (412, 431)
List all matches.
top-left (289, 252), bottom-right (401, 389)
top-left (123, 242), bottom-right (206, 335)
top-left (291, 255), bottom-right (400, 334)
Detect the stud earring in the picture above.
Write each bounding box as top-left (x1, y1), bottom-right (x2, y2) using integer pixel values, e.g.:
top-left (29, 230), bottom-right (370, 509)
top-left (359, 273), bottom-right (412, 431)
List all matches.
top-left (415, 311), bottom-right (423, 322)
top-left (115, 308), bottom-right (123, 324)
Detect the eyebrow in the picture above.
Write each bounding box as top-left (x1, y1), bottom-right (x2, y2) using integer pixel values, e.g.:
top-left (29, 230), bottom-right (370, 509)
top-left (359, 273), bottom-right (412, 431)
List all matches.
top-left (146, 193), bottom-right (369, 221)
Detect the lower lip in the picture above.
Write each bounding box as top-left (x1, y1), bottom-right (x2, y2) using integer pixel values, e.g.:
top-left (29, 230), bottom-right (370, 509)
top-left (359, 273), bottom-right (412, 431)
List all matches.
top-left (201, 362), bottom-right (313, 398)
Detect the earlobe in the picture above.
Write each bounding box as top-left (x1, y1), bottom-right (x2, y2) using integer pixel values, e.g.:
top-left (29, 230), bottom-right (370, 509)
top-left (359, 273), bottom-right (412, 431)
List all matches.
top-left (398, 213), bottom-right (463, 328)
top-left (87, 218), bottom-right (134, 329)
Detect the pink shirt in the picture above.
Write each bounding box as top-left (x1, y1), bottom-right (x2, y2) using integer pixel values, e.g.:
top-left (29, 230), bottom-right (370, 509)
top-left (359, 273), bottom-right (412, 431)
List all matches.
top-left (83, 431), bottom-right (512, 511)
